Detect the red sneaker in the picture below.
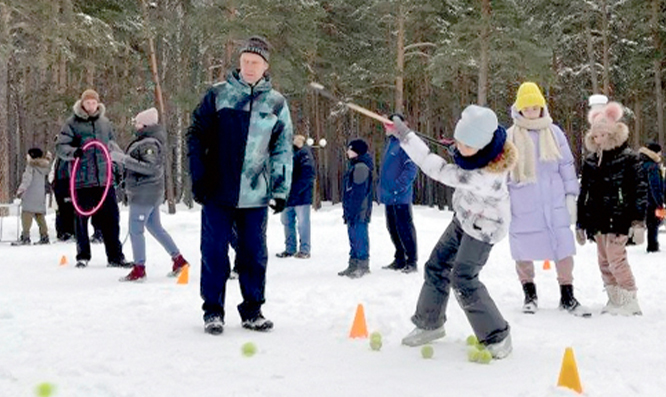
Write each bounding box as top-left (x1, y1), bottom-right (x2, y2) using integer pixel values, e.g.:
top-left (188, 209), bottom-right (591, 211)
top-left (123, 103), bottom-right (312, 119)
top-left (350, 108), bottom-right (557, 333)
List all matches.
top-left (120, 265), bottom-right (146, 282)
top-left (168, 254), bottom-right (189, 277)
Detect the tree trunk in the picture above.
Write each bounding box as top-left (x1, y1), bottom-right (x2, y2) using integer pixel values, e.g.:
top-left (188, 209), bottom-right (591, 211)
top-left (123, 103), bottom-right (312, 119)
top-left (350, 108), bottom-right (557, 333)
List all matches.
top-left (0, 5), bottom-right (10, 210)
top-left (652, 0), bottom-right (664, 148)
top-left (140, 0), bottom-right (175, 213)
top-left (634, 96), bottom-right (642, 149)
top-left (601, 0), bottom-right (611, 96)
top-left (477, 0), bottom-right (491, 106)
top-left (395, 1), bottom-right (405, 113)
top-left (586, 22), bottom-right (599, 93)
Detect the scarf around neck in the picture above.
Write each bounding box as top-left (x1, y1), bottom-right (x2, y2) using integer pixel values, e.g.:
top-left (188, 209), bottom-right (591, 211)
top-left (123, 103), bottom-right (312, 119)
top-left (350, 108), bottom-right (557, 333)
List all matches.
top-left (454, 126), bottom-right (507, 170)
top-left (508, 107), bottom-right (562, 184)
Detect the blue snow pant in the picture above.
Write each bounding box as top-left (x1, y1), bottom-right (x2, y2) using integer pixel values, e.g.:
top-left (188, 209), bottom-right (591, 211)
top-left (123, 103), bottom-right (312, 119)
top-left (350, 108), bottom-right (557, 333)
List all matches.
top-left (200, 204), bottom-right (268, 322)
top-left (411, 219), bottom-right (510, 345)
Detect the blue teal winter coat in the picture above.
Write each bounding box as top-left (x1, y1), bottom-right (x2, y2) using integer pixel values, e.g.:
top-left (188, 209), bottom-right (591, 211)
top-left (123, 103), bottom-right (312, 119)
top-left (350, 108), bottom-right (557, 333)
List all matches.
top-left (187, 71), bottom-right (293, 208)
top-left (343, 153), bottom-right (374, 224)
top-left (287, 145), bottom-right (316, 207)
top-left (379, 136), bottom-right (417, 205)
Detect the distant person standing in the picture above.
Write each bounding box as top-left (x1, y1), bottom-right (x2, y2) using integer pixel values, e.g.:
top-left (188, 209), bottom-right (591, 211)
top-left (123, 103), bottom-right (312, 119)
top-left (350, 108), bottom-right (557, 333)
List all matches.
top-left (276, 134), bottom-right (316, 259)
top-left (379, 114), bottom-right (419, 274)
top-left (187, 36), bottom-right (293, 335)
top-left (638, 142), bottom-right (664, 253)
top-left (12, 148), bottom-right (52, 246)
top-left (56, 88), bottom-right (129, 268)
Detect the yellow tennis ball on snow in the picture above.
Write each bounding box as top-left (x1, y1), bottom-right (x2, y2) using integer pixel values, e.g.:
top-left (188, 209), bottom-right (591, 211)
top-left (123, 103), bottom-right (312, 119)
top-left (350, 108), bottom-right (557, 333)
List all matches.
top-left (35, 382), bottom-right (55, 397)
top-left (421, 345), bottom-right (434, 359)
top-left (241, 342), bottom-right (257, 357)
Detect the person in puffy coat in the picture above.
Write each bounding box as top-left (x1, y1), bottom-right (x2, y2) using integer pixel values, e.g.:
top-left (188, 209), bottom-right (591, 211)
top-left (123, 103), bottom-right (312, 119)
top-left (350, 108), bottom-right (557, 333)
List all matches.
top-left (389, 105), bottom-right (516, 360)
top-left (638, 142), bottom-right (664, 252)
top-left (576, 101), bottom-right (647, 316)
top-left (506, 82), bottom-right (589, 317)
top-left (12, 148), bottom-right (52, 246)
top-left (111, 108), bottom-right (189, 282)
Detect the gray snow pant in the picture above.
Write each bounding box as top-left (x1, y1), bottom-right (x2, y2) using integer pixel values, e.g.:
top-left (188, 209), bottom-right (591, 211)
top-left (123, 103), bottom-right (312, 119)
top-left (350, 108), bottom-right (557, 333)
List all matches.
top-left (411, 219), bottom-right (510, 345)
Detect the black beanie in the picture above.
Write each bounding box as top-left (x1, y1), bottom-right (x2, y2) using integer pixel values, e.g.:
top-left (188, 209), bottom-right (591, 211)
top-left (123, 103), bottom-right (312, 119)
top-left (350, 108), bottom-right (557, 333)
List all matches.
top-left (647, 141), bottom-right (662, 153)
top-left (348, 139), bottom-right (368, 156)
top-left (240, 36), bottom-right (271, 62)
top-left (28, 148), bottom-right (43, 159)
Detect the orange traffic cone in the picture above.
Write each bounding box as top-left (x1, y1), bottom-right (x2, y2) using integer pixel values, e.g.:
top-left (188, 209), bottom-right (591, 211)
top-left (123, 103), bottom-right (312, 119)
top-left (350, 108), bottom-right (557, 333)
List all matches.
top-left (349, 303), bottom-right (368, 338)
top-left (543, 260), bottom-right (551, 270)
top-left (557, 347), bottom-right (583, 394)
top-left (59, 255), bottom-right (68, 266)
top-left (176, 265), bottom-right (189, 284)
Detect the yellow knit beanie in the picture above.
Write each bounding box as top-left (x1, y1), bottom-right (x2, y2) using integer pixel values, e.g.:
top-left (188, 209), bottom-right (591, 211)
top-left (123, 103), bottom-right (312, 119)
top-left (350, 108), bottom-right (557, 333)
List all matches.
top-left (514, 82), bottom-right (546, 111)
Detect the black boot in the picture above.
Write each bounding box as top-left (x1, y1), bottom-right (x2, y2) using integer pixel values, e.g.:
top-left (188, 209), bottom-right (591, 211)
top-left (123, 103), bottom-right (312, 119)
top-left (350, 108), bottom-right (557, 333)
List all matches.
top-left (522, 282), bottom-right (538, 314)
top-left (11, 236), bottom-right (31, 246)
top-left (35, 235), bottom-right (50, 245)
top-left (348, 259), bottom-right (370, 278)
top-left (338, 259), bottom-right (358, 277)
top-left (559, 285), bottom-right (591, 317)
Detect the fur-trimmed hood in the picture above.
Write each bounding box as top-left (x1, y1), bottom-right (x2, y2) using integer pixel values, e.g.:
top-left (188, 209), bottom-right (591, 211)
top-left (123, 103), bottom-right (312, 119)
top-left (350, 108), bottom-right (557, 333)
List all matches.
top-left (27, 152), bottom-right (52, 170)
top-left (584, 122), bottom-right (629, 152)
top-left (485, 141), bottom-right (518, 174)
top-left (73, 100), bottom-right (106, 120)
top-left (639, 147), bottom-right (662, 163)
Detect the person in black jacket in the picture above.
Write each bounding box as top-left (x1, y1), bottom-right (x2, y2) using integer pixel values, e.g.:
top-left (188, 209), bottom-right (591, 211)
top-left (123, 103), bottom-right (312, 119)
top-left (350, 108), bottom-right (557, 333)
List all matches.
top-left (276, 135), bottom-right (316, 259)
top-left (638, 142), bottom-right (664, 252)
top-left (576, 102), bottom-right (647, 316)
top-left (338, 138), bottom-right (373, 278)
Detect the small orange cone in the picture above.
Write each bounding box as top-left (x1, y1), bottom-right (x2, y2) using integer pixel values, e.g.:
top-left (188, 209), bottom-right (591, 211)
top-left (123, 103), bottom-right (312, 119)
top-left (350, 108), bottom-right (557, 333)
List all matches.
top-left (349, 303), bottom-right (368, 338)
top-left (557, 347), bottom-right (583, 394)
top-left (59, 255), bottom-right (68, 266)
top-left (176, 265), bottom-right (189, 284)
top-left (543, 260), bottom-right (551, 270)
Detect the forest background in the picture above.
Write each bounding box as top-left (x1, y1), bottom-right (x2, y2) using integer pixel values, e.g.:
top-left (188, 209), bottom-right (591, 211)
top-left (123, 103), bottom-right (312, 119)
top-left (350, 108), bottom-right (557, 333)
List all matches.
top-left (1, 0), bottom-right (664, 213)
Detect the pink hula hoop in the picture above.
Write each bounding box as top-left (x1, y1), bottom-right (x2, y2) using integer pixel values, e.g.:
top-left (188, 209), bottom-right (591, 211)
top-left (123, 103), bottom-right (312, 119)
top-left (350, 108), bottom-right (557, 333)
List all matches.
top-left (70, 140), bottom-right (113, 217)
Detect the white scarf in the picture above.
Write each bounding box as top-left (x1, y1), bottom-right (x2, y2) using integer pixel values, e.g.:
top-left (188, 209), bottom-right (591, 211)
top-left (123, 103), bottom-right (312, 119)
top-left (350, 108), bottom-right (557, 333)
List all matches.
top-left (508, 108), bottom-right (562, 184)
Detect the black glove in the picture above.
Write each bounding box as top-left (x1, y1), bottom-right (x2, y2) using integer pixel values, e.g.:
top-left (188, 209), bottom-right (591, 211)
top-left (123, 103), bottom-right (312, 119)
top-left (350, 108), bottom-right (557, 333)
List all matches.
top-left (269, 198), bottom-right (286, 214)
top-left (191, 181), bottom-right (207, 205)
top-left (73, 148), bottom-right (84, 159)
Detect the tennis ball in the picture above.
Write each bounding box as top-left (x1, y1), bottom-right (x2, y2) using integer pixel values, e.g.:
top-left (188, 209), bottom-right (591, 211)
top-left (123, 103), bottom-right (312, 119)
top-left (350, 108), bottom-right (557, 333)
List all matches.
top-left (241, 342), bottom-right (257, 357)
top-left (466, 335), bottom-right (478, 346)
top-left (35, 382), bottom-right (55, 397)
top-left (370, 332), bottom-right (382, 343)
top-left (467, 346), bottom-right (481, 362)
top-left (370, 339), bottom-right (382, 351)
top-left (478, 349), bottom-right (492, 364)
top-left (421, 345), bottom-right (434, 359)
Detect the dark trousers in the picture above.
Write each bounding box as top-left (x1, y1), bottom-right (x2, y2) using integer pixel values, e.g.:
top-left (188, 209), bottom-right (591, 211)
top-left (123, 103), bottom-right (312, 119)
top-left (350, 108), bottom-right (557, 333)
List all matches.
top-left (347, 221), bottom-right (369, 260)
top-left (200, 204), bottom-right (268, 322)
top-left (385, 204), bottom-right (418, 265)
top-left (646, 208), bottom-right (661, 252)
top-left (54, 179), bottom-right (75, 238)
top-left (411, 219), bottom-right (509, 345)
top-left (74, 186), bottom-right (124, 263)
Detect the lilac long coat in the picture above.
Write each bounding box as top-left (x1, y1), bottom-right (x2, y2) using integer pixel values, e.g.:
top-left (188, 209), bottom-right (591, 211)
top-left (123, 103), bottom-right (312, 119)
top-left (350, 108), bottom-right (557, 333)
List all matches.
top-left (508, 124), bottom-right (579, 261)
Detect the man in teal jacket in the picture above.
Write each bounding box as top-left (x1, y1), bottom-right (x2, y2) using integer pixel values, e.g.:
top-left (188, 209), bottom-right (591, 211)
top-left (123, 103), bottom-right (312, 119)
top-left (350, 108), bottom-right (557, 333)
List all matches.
top-left (187, 36), bottom-right (293, 335)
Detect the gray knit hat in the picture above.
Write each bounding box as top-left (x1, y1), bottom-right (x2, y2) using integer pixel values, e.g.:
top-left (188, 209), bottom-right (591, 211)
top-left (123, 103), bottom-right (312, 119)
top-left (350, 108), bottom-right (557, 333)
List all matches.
top-left (453, 105), bottom-right (498, 149)
top-left (240, 36), bottom-right (271, 62)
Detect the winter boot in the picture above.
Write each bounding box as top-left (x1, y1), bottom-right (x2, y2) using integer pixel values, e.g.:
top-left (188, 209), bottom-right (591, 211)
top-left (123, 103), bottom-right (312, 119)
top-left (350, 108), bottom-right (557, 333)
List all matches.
top-left (559, 285), bottom-right (592, 317)
top-left (347, 259), bottom-right (370, 279)
top-left (242, 314), bottom-right (274, 331)
top-left (108, 258), bottom-right (133, 268)
top-left (401, 263), bottom-right (418, 274)
top-left (601, 285), bottom-right (621, 314)
top-left (120, 264), bottom-right (146, 282)
top-left (167, 254), bottom-right (189, 277)
top-left (522, 282), bottom-right (538, 314)
top-left (11, 236), bottom-right (31, 246)
top-left (382, 260), bottom-right (405, 271)
top-left (338, 258), bottom-right (358, 277)
top-left (35, 235), bottom-right (50, 245)
top-left (485, 334), bottom-right (513, 359)
top-left (75, 259), bottom-right (89, 268)
top-left (204, 314), bottom-right (224, 335)
top-left (401, 326), bottom-right (446, 347)
top-left (275, 251), bottom-right (295, 258)
top-left (613, 288), bottom-right (642, 316)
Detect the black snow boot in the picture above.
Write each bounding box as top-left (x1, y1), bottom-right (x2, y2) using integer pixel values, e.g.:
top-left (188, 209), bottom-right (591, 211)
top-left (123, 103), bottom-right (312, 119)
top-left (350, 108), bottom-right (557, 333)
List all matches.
top-left (559, 285), bottom-right (592, 317)
top-left (347, 259), bottom-right (370, 279)
top-left (522, 282), bottom-right (538, 314)
top-left (338, 259), bottom-right (358, 277)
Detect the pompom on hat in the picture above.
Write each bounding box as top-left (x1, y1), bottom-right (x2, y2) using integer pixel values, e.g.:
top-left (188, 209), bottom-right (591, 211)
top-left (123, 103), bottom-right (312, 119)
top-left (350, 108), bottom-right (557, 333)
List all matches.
top-left (514, 82), bottom-right (546, 111)
top-left (588, 101), bottom-right (625, 134)
top-left (80, 89), bottom-right (100, 102)
top-left (134, 107), bottom-right (159, 127)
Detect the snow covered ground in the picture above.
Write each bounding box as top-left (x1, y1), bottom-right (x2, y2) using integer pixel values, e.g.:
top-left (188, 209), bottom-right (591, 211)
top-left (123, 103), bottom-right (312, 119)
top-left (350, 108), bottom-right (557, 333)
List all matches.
top-left (1, 202), bottom-right (665, 396)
